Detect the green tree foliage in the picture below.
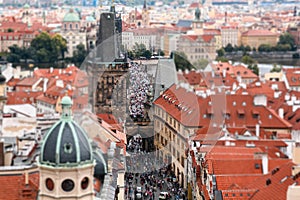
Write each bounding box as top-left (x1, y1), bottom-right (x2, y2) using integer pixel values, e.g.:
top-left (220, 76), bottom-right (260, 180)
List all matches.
top-left (216, 57), bottom-right (229, 62)
top-left (258, 44), bottom-right (272, 52)
top-left (127, 43), bottom-right (154, 59)
top-left (241, 55), bottom-right (255, 65)
top-left (245, 45), bottom-right (251, 52)
top-left (241, 55), bottom-right (259, 76)
top-left (5, 32), bottom-right (68, 64)
top-left (224, 43), bottom-right (234, 52)
top-left (270, 64), bottom-right (282, 73)
top-left (7, 45), bottom-right (22, 63)
top-left (133, 43), bottom-right (147, 58)
top-left (171, 51), bottom-right (193, 71)
top-left (72, 43), bottom-right (87, 66)
top-left (248, 64), bottom-right (259, 76)
top-left (278, 32), bottom-right (296, 50)
top-left (216, 48), bottom-right (225, 57)
top-left (143, 50), bottom-right (152, 59)
top-left (52, 34), bottom-right (68, 59)
top-left (193, 59), bottom-right (209, 70)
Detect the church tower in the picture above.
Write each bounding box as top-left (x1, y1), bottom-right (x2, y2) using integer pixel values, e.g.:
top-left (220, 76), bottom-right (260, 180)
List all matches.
top-left (142, 0), bottom-right (150, 27)
top-left (38, 96), bottom-right (95, 200)
top-left (192, 6), bottom-right (204, 35)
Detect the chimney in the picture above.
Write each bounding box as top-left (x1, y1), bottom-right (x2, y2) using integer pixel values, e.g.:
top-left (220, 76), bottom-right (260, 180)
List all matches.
top-left (256, 123), bottom-right (260, 138)
top-left (59, 69), bottom-right (62, 74)
top-left (50, 67), bottom-right (53, 73)
top-left (278, 108), bottom-right (284, 119)
top-left (24, 171), bottom-right (29, 185)
top-left (0, 141), bottom-right (4, 166)
top-left (223, 69), bottom-right (226, 78)
top-left (43, 78), bottom-right (48, 92)
top-left (262, 153), bottom-right (268, 175)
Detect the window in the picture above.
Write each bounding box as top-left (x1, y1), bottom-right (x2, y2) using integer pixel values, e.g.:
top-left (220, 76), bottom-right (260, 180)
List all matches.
top-left (64, 143), bottom-right (73, 153)
top-left (81, 177), bottom-right (89, 190)
top-left (61, 179), bottom-right (74, 192)
top-left (45, 178), bottom-right (54, 191)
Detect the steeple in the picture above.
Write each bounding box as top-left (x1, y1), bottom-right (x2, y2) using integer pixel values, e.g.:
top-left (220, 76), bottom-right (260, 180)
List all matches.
top-left (110, 0), bottom-right (115, 13)
top-left (143, 0), bottom-right (147, 10)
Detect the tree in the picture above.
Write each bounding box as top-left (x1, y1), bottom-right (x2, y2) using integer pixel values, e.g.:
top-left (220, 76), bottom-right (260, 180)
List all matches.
top-left (258, 44), bottom-right (272, 52)
top-left (72, 43), bottom-right (87, 66)
top-left (241, 55), bottom-right (255, 65)
top-left (157, 49), bottom-right (165, 56)
top-left (245, 45), bottom-right (251, 52)
top-left (216, 48), bottom-right (225, 57)
top-left (171, 51), bottom-right (193, 71)
top-left (238, 45), bottom-right (245, 52)
top-left (52, 34), bottom-right (68, 59)
top-left (216, 57), bottom-right (229, 62)
top-left (142, 50), bottom-right (152, 59)
top-left (31, 32), bottom-right (57, 63)
top-left (7, 53), bottom-right (20, 63)
top-left (241, 55), bottom-right (259, 76)
top-left (133, 43), bottom-right (147, 58)
top-left (193, 59), bottom-right (209, 70)
top-left (224, 44), bottom-right (234, 52)
top-left (270, 64), bottom-right (282, 73)
top-left (278, 32), bottom-right (296, 50)
top-left (248, 64), bottom-right (259, 76)
top-left (276, 44), bottom-right (291, 52)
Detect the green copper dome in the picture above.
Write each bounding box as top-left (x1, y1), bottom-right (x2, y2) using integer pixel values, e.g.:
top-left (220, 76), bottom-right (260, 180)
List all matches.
top-left (63, 10), bottom-right (80, 22)
top-left (40, 95), bottom-right (93, 167)
top-left (23, 3), bottom-right (30, 9)
top-left (86, 15), bottom-right (96, 22)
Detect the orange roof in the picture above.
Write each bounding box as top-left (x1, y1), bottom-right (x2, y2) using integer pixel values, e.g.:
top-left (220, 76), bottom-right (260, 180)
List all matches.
top-left (247, 161), bottom-right (298, 200)
top-left (7, 91), bottom-right (43, 105)
top-left (216, 175), bottom-right (261, 190)
top-left (242, 29), bottom-right (278, 37)
top-left (154, 84), bottom-right (292, 129)
top-left (0, 170), bottom-right (39, 200)
top-left (283, 68), bottom-right (300, 87)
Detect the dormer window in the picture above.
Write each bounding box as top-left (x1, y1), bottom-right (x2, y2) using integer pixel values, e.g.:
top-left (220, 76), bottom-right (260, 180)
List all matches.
top-left (237, 109), bottom-right (245, 118)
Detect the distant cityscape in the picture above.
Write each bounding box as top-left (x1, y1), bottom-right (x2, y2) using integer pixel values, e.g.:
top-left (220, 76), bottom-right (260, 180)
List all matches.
top-left (0, 0), bottom-right (299, 200)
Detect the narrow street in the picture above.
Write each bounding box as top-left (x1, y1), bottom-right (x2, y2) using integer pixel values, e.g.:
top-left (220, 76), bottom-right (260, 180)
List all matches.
top-left (125, 135), bottom-right (187, 200)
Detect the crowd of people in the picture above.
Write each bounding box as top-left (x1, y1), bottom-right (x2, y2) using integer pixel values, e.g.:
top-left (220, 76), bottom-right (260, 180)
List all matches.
top-left (127, 135), bottom-right (144, 153)
top-left (128, 62), bottom-right (152, 121)
top-left (125, 136), bottom-right (187, 200)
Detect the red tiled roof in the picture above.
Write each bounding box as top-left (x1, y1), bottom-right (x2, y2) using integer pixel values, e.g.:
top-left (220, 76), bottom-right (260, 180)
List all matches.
top-left (201, 35), bottom-right (214, 43)
top-left (154, 84), bottom-right (292, 129)
top-left (242, 29), bottom-right (278, 36)
top-left (0, 170), bottom-right (39, 200)
top-left (247, 161), bottom-right (297, 200)
top-left (7, 78), bottom-right (20, 87)
top-left (180, 35), bottom-right (198, 41)
top-left (216, 175), bottom-right (261, 190)
top-left (283, 68), bottom-right (300, 87)
top-left (7, 91), bottom-right (43, 105)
